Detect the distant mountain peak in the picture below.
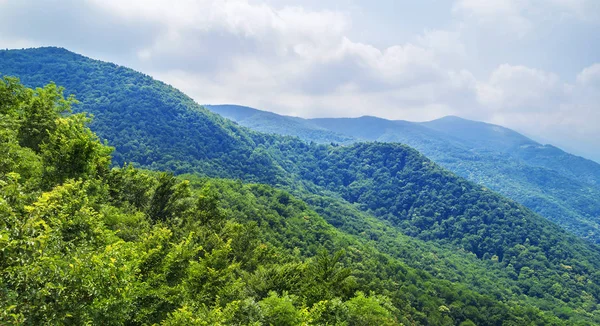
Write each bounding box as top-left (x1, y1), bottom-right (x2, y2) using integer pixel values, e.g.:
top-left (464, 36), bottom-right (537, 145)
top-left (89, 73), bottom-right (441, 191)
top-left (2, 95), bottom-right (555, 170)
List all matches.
top-left (5, 46), bottom-right (77, 56)
top-left (431, 115), bottom-right (469, 122)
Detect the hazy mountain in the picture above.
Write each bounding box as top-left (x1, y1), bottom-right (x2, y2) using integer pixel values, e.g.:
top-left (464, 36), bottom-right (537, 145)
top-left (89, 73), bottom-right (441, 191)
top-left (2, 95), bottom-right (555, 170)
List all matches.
top-left (422, 116), bottom-right (600, 187)
top-left (207, 104), bottom-right (355, 144)
top-left (207, 104), bottom-right (600, 244)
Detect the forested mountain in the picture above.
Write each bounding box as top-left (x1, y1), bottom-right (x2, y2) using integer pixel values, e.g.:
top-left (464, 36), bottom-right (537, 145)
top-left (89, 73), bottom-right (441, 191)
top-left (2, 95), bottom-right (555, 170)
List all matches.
top-left (3, 47), bottom-right (600, 324)
top-left (0, 47), bottom-right (281, 183)
top-left (206, 104), bottom-right (354, 144)
top-left (207, 104), bottom-right (600, 244)
top-left (5, 78), bottom-right (550, 325)
top-left (420, 116), bottom-right (535, 153)
top-left (421, 116), bottom-right (600, 187)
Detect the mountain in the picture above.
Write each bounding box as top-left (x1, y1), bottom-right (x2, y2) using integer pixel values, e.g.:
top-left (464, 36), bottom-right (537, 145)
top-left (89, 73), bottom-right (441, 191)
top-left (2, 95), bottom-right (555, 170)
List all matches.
top-left (421, 116), bottom-right (600, 187)
top-left (421, 115), bottom-right (535, 152)
top-left (3, 47), bottom-right (600, 323)
top-left (207, 104), bottom-right (354, 144)
top-left (5, 80), bottom-right (554, 325)
top-left (207, 105), bottom-right (600, 244)
top-left (0, 47), bottom-right (289, 185)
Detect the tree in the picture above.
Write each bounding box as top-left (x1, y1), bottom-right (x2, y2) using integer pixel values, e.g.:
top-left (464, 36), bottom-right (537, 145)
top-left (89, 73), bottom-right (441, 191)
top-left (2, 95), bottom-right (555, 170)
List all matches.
top-left (346, 292), bottom-right (399, 326)
top-left (259, 292), bottom-right (303, 326)
top-left (147, 173), bottom-right (190, 223)
top-left (18, 83), bottom-right (72, 152)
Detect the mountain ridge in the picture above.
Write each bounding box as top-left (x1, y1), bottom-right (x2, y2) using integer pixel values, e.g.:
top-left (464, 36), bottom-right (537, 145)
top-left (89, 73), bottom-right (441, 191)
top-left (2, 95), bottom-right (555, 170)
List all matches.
top-left (7, 77), bottom-right (562, 324)
top-left (207, 104), bottom-right (600, 244)
top-left (3, 47), bottom-right (600, 323)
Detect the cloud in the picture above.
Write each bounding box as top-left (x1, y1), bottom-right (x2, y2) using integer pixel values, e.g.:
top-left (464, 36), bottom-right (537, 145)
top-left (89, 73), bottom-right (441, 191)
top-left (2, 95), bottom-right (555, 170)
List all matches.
top-left (89, 0), bottom-right (349, 61)
top-left (452, 0), bottom-right (533, 37)
top-left (0, 0), bottom-right (598, 160)
top-left (577, 63), bottom-right (600, 86)
top-left (417, 29), bottom-right (467, 63)
top-left (475, 63), bottom-right (600, 161)
top-left (548, 0), bottom-right (600, 21)
top-left (0, 0), bottom-right (159, 64)
top-left (79, 0), bottom-right (362, 84)
top-left (571, 64), bottom-right (600, 134)
top-left (476, 64), bottom-right (566, 112)
top-left (453, 0), bottom-right (599, 40)
top-left (82, 0), bottom-right (477, 121)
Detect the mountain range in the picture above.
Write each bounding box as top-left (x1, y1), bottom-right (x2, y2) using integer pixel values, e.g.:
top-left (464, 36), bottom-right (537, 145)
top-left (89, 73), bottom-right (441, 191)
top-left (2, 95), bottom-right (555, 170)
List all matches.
top-left (2, 47), bottom-right (600, 324)
top-left (208, 104), bottom-right (600, 244)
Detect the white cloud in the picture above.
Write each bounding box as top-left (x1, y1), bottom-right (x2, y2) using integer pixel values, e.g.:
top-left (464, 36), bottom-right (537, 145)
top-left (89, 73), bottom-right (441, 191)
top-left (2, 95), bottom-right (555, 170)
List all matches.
top-left (576, 63), bottom-right (600, 86)
top-left (453, 0), bottom-right (521, 17)
top-left (1, 0), bottom-right (598, 159)
top-left (453, 0), bottom-right (599, 38)
top-left (571, 64), bottom-right (600, 134)
top-left (548, 0), bottom-right (600, 21)
top-left (475, 63), bottom-right (600, 161)
top-left (476, 64), bottom-right (566, 112)
top-left (85, 0), bottom-right (477, 121)
top-left (417, 29), bottom-right (467, 62)
top-left (452, 0), bottom-right (532, 37)
top-left (90, 0), bottom-right (350, 59)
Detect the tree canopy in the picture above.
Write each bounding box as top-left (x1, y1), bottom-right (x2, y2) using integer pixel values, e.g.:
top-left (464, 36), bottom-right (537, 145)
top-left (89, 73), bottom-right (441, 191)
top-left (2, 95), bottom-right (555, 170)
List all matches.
top-left (2, 49), bottom-right (600, 324)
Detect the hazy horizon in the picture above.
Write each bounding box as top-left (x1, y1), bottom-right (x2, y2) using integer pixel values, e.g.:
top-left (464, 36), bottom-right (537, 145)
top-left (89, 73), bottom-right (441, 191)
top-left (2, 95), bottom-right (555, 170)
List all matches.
top-left (1, 0), bottom-right (598, 161)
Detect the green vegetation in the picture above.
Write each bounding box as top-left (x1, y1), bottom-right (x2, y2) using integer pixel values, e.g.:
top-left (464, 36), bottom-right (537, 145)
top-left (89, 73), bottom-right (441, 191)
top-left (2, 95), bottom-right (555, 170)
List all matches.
top-left (422, 115), bottom-right (600, 188)
top-left (208, 105), bottom-right (600, 244)
top-left (2, 48), bottom-right (600, 323)
top-left (1, 77), bottom-right (568, 325)
top-left (0, 47), bottom-right (278, 182)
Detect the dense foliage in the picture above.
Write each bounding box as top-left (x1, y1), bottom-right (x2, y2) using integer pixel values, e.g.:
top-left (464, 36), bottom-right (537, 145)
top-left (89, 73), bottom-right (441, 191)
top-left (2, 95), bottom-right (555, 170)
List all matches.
top-left (0, 47), bottom-right (283, 183)
top-left (422, 116), bottom-right (600, 187)
top-left (208, 105), bottom-right (600, 244)
top-left (2, 48), bottom-right (600, 323)
top-left (1, 77), bottom-right (571, 325)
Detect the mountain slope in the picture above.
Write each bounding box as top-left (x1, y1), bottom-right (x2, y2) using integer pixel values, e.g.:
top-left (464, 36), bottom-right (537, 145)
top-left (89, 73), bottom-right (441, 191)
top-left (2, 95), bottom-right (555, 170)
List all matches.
top-left (6, 79), bottom-right (565, 325)
top-left (207, 104), bottom-right (355, 144)
top-left (3, 47), bottom-right (600, 323)
top-left (0, 47), bottom-right (287, 185)
top-left (422, 115), bottom-right (600, 188)
top-left (421, 115), bottom-right (535, 152)
top-left (206, 105), bottom-right (600, 244)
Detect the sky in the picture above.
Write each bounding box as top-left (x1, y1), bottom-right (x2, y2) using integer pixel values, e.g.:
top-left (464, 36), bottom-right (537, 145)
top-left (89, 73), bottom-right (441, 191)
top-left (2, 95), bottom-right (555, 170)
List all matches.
top-left (1, 0), bottom-right (599, 161)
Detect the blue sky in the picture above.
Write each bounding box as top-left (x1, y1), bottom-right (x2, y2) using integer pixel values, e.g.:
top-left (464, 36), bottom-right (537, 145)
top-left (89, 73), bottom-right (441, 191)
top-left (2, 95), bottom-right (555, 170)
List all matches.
top-left (1, 0), bottom-right (599, 161)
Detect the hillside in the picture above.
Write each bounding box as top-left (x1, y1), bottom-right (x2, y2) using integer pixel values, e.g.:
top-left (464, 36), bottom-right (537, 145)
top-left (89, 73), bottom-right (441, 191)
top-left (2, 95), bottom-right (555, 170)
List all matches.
top-left (421, 116), bottom-right (535, 153)
top-left (0, 47), bottom-right (288, 185)
top-left (422, 116), bottom-right (600, 187)
top-left (3, 47), bottom-right (600, 323)
top-left (207, 104), bottom-right (354, 144)
top-left (1, 75), bottom-right (572, 325)
top-left (207, 105), bottom-right (600, 244)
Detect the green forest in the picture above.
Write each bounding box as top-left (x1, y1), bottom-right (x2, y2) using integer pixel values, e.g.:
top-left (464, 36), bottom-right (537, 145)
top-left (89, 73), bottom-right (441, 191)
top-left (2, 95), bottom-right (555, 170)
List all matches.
top-left (208, 105), bottom-right (600, 244)
top-left (0, 77), bottom-right (556, 325)
top-left (2, 47), bottom-right (600, 324)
